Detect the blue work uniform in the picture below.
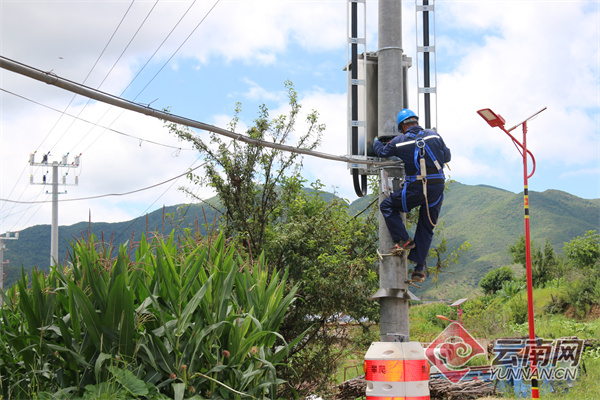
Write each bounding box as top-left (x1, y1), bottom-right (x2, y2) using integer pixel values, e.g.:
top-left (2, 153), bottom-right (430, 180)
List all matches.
top-left (373, 125), bottom-right (451, 266)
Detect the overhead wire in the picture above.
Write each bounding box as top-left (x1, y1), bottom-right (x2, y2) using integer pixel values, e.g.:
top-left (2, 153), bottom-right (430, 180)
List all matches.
top-left (1, 88), bottom-right (195, 151)
top-left (68, 0), bottom-right (162, 153)
top-left (0, 0), bottom-right (138, 231)
top-left (2, 0), bottom-right (221, 233)
top-left (38, 0), bottom-right (138, 156)
top-left (1, 55), bottom-right (399, 166)
top-left (55, 0), bottom-right (159, 153)
top-left (49, 0), bottom-right (149, 152)
top-left (75, 0), bottom-right (222, 235)
top-left (0, 161), bottom-right (205, 204)
top-left (111, 155), bottom-right (207, 243)
top-left (120, 0), bottom-right (199, 98)
top-left (1, 52), bottom-right (397, 232)
top-left (132, 0), bottom-right (220, 98)
top-left (75, 0), bottom-right (207, 154)
top-left (3, 0), bottom-right (398, 234)
top-left (79, 0), bottom-right (219, 155)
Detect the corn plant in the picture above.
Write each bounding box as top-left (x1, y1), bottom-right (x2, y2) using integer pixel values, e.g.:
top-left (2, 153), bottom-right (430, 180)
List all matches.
top-left (0, 231), bottom-right (302, 399)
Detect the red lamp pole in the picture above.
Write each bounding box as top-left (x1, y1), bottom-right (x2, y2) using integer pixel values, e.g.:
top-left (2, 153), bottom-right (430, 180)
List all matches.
top-left (519, 120), bottom-right (540, 399)
top-left (477, 107), bottom-right (546, 399)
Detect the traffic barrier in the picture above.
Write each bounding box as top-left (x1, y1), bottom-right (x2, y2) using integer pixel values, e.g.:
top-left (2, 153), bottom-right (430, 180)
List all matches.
top-left (364, 341), bottom-right (430, 400)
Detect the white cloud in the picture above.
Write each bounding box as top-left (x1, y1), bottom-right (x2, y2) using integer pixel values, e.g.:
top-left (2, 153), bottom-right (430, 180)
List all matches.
top-left (1, 0), bottom-right (598, 236)
top-left (429, 1), bottom-right (599, 194)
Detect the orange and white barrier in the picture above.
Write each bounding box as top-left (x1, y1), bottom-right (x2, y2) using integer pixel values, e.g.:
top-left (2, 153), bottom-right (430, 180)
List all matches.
top-left (364, 342), bottom-right (430, 400)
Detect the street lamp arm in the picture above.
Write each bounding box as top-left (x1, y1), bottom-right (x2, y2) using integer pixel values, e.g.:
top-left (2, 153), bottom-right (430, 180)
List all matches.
top-left (502, 126), bottom-right (536, 179)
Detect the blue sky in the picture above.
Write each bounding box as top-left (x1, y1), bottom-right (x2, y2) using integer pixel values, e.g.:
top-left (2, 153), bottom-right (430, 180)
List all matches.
top-left (1, 0), bottom-right (598, 234)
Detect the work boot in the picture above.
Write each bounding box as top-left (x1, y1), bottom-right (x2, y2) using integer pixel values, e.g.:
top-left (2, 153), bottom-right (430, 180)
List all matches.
top-left (390, 238), bottom-right (416, 255)
top-left (411, 264), bottom-right (426, 282)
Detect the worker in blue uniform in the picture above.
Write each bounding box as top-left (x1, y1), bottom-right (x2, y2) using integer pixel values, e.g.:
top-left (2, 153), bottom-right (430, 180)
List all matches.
top-left (373, 109), bottom-right (451, 282)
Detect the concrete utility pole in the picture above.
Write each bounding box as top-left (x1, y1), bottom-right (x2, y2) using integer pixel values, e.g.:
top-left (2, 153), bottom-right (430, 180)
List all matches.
top-left (377, 0), bottom-right (409, 342)
top-left (0, 231), bottom-right (19, 306)
top-left (29, 152), bottom-right (80, 266)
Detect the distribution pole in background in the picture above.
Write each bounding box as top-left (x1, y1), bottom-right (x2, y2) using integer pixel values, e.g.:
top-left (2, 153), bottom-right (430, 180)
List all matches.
top-left (0, 231), bottom-right (19, 306)
top-left (29, 152), bottom-right (80, 266)
top-left (377, 0), bottom-right (409, 342)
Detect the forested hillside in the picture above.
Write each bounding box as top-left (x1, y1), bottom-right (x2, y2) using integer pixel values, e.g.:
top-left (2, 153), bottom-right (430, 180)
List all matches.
top-left (2, 182), bottom-right (598, 298)
top-left (415, 182), bottom-right (599, 299)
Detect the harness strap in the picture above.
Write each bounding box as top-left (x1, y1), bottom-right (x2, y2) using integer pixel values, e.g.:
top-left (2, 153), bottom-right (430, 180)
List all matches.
top-left (395, 134), bottom-right (442, 148)
top-left (403, 131), bottom-right (444, 226)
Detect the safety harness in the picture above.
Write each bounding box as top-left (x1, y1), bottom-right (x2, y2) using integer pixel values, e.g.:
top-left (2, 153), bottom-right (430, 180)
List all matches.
top-left (395, 129), bottom-right (445, 226)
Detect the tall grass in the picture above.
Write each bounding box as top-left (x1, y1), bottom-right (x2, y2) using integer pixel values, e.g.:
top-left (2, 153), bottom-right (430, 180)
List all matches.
top-left (0, 231), bottom-right (303, 399)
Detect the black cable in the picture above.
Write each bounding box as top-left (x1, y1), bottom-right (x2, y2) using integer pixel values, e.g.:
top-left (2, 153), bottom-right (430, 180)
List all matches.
top-left (132, 0), bottom-right (220, 98)
top-left (76, 0), bottom-right (209, 154)
top-left (63, 0), bottom-right (160, 152)
top-left (350, 1), bottom-right (367, 198)
top-left (0, 0), bottom-right (137, 232)
top-left (44, 0), bottom-right (138, 155)
top-left (120, 0), bottom-right (199, 98)
top-left (1, 88), bottom-right (194, 151)
top-left (0, 162), bottom-right (206, 204)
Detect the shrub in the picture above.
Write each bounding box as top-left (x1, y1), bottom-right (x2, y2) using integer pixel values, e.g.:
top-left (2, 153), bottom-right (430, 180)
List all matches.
top-left (560, 268), bottom-right (600, 319)
top-left (479, 266), bottom-right (515, 295)
top-left (563, 230), bottom-right (600, 269)
top-left (506, 293), bottom-right (529, 325)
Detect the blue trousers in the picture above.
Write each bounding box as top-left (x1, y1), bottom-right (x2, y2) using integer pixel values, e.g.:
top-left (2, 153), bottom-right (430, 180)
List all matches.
top-left (380, 182), bottom-right (444, 265)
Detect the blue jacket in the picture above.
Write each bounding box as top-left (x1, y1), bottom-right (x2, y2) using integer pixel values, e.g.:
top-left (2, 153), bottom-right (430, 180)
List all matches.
top-left (373, 125), bottom-right (451, 180)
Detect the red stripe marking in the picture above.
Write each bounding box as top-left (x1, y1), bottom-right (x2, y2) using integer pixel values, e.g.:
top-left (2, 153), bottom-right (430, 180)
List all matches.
top-left (364, 360), bottom-right (430, 382)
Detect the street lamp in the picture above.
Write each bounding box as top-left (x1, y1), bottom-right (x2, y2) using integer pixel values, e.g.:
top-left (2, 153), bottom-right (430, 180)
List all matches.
top-left (477, 106), bottom-right (547, 400)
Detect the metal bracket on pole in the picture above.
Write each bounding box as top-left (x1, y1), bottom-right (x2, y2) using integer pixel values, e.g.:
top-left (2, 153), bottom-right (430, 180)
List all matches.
top-left (380, 165), bottom-right (405, 196)
top-left (369, 288), bottom-right (420, 301)
top-left (385, 333), bottom-right (410, 342)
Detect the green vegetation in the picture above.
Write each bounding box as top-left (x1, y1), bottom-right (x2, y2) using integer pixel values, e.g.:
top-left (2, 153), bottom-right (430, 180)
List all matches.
top-left (164, 83), bottom-right (384, 397)
top-left (0, 231), bottom-right (301, 399)
top-left (1, 82), bottom-right (597, 399)
top-left (3, 183), bottom-right (598, 301)
top-left (404, 231), bottom-right (599, 400)
top-left (479, 266), bottom-right (516, 295)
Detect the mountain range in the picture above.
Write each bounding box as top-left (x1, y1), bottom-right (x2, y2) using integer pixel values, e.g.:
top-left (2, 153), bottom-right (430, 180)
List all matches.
top-left (2, 182), bottom-right (598, 300)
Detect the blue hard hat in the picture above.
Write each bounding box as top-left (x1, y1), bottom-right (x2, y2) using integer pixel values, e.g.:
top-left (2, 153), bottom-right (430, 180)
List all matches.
top-left (397, 109), bottom-right (418, 126)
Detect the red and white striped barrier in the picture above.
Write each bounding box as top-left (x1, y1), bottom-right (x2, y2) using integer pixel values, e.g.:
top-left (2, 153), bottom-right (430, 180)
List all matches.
top-left (364, 342), bottom-right (430, 400)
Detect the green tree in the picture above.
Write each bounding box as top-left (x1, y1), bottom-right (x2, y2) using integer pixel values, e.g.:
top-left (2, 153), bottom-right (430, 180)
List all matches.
top-left (165, 81), bottom-right (468, 397)
top-left (508, 235), bottom-right (554, 287)
top-left (165, 80), bottom-right (324, 255)
top-left (262, 180), bottom-right (380, 394)
top-left (479, 266), bottom-right (515, 295)
top-left (563, 230), bottom-right (600, 269)
top-left (165, 82), bottom-right (380, 397)
top-left (497, 279), bottom-right (525, 301)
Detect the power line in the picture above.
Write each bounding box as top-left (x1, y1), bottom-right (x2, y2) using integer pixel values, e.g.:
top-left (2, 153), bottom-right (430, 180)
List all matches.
top-left (0, 55), bottom-right (399, 167)
top-left (132, 0), bottom-right (220, 98)
top-left (1, 1), bottom-right (221, 232)
top-left (1, 88), bottom-right (194, 151)
top-left (0, 161), bottom-right (205, 204)
top-left (0, 0), bottom-right (138, 232)
top-left (112, 156), bottom-right (208, 242)
top-left (52, 0), bottom-right (159, 153)
top-left (120, 0), bottom-right (199, 99)
top-left (40, 0), bottom-right (138, 155)
top-left (74, 0), bottom-right (210, 154)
